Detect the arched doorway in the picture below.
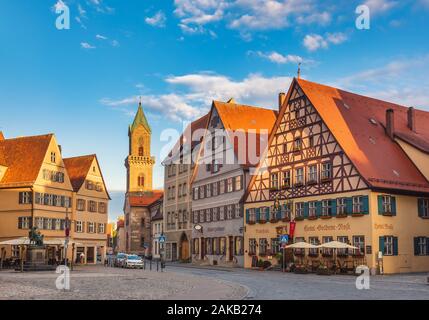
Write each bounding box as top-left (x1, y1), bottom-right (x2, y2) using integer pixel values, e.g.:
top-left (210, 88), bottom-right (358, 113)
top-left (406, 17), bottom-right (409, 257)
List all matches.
top-left (179, 232), bottom-right (190, 262)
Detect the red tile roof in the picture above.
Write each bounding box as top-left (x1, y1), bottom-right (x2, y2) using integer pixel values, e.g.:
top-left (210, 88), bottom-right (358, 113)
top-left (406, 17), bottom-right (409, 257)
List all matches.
top-left (0, 134), bottom-right (53, 187)
top-left (296, 78), bottom-right (429, 193)
top-left (214, 101), bottom-right (278, 167)
top-left (63, 155), bottom-right (95, 192)
top-left (129, 190), bottom-right (164, 207)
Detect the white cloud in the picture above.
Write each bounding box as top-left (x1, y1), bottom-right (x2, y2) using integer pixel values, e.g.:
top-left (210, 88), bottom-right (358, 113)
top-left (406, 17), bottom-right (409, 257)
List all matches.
top-left (303, 32), bottom-right (347, 51)
top-left (53, 0), bottom-right (67, 11)
top-left (364, 0), bottom-right (398, 14)
top-left (96, 34), bottom-right (108, 40)
top-left (251, 51), bottom-right (303, 64)
top-left (80, 42), bottom-right (96, 49)
top-left (101, 73), bottom-right (293, 121)
top-left (145, 11), bottom-right (167, 28)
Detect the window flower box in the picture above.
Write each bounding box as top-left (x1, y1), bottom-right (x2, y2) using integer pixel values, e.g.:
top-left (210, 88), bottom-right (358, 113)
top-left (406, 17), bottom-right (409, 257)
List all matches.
top-left (352, 213), bottom-right (364, 217)
top-left (294, 182), bottom-right (304, 188)
top-left (281, 185), bottom-right (290, 190)
top-left (281, 217), bottom-right (291, 222)
top-left (382, 212), bottom-right (393, 216)
top-left (307, 180), bottom-right (317, 185)
top-left (295, 216), bottom-right (304, 221)
top-left (320, 215), bottom-right (332, 219)
top-left (258, 220), bottom-right (267, 224)
top-left (316, 265), bottom-right (332, 275)
top-left (336, 213), bottom-right (347, 218)
top-left (321, 178), bottom-right (332, 184)
top-left (247, 221), bottom-right (256, 225)
top-left (308, 216), bottom-right (318, 220)
top-left (270, 218), bottom-right (279, 223)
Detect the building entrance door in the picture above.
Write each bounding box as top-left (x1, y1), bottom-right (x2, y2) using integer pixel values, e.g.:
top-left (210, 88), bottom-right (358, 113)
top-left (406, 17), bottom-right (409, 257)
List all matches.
top-left (180, 234), bottom-right (190, 261)
top-left (228, 236), bottom-right (234, 261)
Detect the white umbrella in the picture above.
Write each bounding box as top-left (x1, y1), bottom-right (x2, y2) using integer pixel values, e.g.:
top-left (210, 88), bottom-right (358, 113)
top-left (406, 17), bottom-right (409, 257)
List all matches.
top-left (317, 241), bottom-right (358, 249)
top-left (285, 241), bottom-right (318, 249)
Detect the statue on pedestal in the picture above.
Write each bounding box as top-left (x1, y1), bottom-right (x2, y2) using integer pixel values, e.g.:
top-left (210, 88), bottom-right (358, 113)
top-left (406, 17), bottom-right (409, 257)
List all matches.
top-left (29, 227), bottom-right (44, 247)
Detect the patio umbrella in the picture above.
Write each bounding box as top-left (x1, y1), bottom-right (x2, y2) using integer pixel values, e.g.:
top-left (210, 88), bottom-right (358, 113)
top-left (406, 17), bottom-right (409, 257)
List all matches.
top-left (285, 241), bottom-right (318, 249)
top-left (317, 241), bottom-right (358, 249)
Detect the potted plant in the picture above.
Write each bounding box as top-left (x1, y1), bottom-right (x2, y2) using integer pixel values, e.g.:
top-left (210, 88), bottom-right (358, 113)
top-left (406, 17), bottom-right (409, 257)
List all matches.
top-left (316, 262), bottom-right (331, 275)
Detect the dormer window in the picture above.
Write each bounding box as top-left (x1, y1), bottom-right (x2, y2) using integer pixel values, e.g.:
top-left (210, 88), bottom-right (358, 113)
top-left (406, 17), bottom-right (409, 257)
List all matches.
top-left (51, 152), bottom-right (56, 163)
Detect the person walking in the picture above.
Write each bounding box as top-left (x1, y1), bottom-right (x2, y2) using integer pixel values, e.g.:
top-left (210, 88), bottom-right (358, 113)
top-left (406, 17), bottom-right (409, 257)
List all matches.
top-left (79, 252), bottom-right (85, 264)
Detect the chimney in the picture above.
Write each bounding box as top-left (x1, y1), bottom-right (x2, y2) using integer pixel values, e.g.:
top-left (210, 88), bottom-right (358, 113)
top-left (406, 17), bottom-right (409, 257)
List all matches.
top-left (386, 109), bottom-right (395, 139)
top-left (407, 107), bottom-right (416, 132)
top-left (279, 92), bottom-right (286, 111)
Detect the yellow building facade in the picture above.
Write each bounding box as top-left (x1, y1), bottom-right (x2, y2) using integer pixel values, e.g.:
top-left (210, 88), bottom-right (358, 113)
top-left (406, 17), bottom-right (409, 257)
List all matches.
top-left (0, 133), bottom-right (110, 264)
top-left (244, 78), bottom-right (429, 274)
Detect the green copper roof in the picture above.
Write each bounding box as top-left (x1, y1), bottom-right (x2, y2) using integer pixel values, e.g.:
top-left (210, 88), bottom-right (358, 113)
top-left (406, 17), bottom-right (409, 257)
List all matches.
top-left (130, 102), bottom-right (151, 133)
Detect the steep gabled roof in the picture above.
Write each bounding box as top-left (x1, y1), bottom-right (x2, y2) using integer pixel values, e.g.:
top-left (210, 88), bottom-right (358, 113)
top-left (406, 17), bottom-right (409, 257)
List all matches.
top-left (252, 78), bottom-right (428, 195)
top-left (0, 134), bottom-right (53, 188)
top-left (130, 102), bottom-right (151, 133)
top-left (63, 154), bottom-right (111, 199)
top-left (213, 100), bottom-right (278, 167)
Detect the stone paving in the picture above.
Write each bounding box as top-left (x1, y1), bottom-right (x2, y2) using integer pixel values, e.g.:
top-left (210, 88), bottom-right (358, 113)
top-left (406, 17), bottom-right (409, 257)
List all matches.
top-left (1, 264), bottom-right (428, 300)
top-left (0, 265), bottom-right (248, 300)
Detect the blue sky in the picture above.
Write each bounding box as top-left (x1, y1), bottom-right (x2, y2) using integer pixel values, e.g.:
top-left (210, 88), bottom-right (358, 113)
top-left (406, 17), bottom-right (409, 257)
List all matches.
top-left (1, 0), bottom-right (429, 221)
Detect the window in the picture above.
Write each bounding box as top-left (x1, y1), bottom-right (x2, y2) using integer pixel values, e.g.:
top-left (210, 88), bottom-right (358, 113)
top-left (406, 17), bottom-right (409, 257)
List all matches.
top-left (219, 180), bottom-right (225, 194)
top-left (309, 237), bottom-right (319, 256)
top-left (322, 236), bottom-right (333, 256)
top-left (309, 135), bottom-right (315, 148)
top-left (98, 202), bottom-right (107, 214)
top-left (11, 246), bottom-right (20, 258)
top-left (178, 184), bottom-right (182, 198)
top-left (295, 168), bottom-right (304, 185)
top-left (138, 175), bottom-right (144, 187)
top-left (248, 208), bottom-right (256, 223)
top-left (77, 199), bottom-right (86, 211)
top-left (87, 222), bottom-right (95, 233)
top-left (98, 223), bottom-right (105, 234)
top-left (294, 237), bottom-right (305, 255)
top-left (259, 238), bottom-right (268, 256)
top-left (384, 236), bottom-right (394, 256)
top-left (199, 211), bottom-right (205, 223)
top-left (235, 204), bottom-right (241, 219)
top-left (220, 237), bottom-right (226, 254)
top-left (227, 205), bottom-right (233, 220)
top-left (182, 183), bottom-right (187, 196)
top-left (205, 209), bottom-right (211, 222)
top-left (414, 237), bottom-right (428, 256)
top-left (227, 178), bottom-right (233, 192)
top-left (193, 187), bottom-right (199, 200)
top-left (206, 183), bottom-right (211, 197)
top-left (35, 217), bottom-right (44, 229)
top-left (295, 202), bottom-right (304, 218)
top-left (199, 186), bottom-right (205, 199)
top-left (219, 206), bottom-right (225, 220)
top-left (249, 239), bottom-right (256, 255)
top-left (89, 201), bottom-right (97, 212)
top-left (212, 207), bottom-right (218, 222)
top-left (18, 217), bottom-right (31, 229)
top-left (419, 199), bottom-right (429, 218)
top-left (86, 180), bottom-right (94, 190)
top-left (337, 236), bottom-right (349, 256)
top-left (293, 138), bottom-right (302, 151)
top-left (322, 200), bottom-right (331, 217)
top-left (193, 239), bottom-right (199, 255)
top-left (308, 165), bottom-right (317, 183)
top-left (281, 203), bottom-right (292, 220)
top-left (295, 107), bottom-right (304, 119)
top-left (382, 195), bottom-right (392, 213)
top-left (18, 192), bottom-right (32, 204)
top-left (212, 182), bottom-right (218, 196)
top-left (55, 219), bottom-right (62, 231)
top-left (138, 146), bottom-right (144, 156)
top-left (271, 238), bottom-right (280, 255)
top-left (321, 163), bottom-right (332, 180)
top-left (270, 172), bottom-right (279, 190)
top-left (50, 152), bottom-right (56, 163)
top-left (309, 201), bottom-right (317, 218)
top-left (235, 176), bottom-right (242, 191)
top-left (282, 171), bottom-right (291, 188)
top-left (337, 198), bottom-right (346, 215)
top-left (353, 236), bottom-right (365, 255)
top-left (353, 196), bottom-right (363, 214)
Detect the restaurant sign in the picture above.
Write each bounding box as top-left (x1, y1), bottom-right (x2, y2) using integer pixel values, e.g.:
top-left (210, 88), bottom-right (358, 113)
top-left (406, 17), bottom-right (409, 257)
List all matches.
top-left (303, 223), bottom-right (351, 232)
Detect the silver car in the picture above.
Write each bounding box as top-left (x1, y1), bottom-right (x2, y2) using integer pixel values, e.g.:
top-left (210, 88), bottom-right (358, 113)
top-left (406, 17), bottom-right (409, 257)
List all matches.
top-left (115, 253), bottom-right (127, 267)
top-left (124, 254), bottom-right (144, 269)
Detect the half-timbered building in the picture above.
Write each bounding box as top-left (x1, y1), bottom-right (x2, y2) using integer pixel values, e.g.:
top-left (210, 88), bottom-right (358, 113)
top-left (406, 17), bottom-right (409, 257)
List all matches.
top-left (244, 78), bottom-right (429, 274)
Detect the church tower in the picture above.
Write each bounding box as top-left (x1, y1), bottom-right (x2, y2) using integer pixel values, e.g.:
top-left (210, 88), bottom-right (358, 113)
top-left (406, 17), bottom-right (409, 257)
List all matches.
top-left (125, 101), bottom-right (155, 192)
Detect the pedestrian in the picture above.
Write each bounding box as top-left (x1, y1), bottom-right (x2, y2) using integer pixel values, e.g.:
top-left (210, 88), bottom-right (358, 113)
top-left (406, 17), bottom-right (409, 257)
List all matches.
top-left (80, 252), bottom-right (85, 264)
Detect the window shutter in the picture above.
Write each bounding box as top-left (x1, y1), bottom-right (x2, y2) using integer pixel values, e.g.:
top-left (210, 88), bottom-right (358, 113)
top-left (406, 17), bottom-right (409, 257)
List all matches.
top-left (418, 199), bottom-right (424, 217)
top-left (426, 237), bottom-right (429, 256)
top-left (379, 236), bottom-right (385, 254)
top-left (316, 201), bottom-right (322, 217)
top-left (255, 208), bottom-right (260, 222)
top-left (346, 198), bottom-right (353, 215)
top-left (276, 206), bottom-right (282, 220)
top-left (393, 237), bottom-right (398, 256)
top-left (245, 209), bottom-right (250, 223)
top-left (330, 199), bottom-right (337, 216)
top-left (265, 207), bottom-right (270, 221)
top-left (362, 196), bottom-right (369, 214)
top-left (377, 195), bottom-right (383, 215)
top-left (303, 203), bottom-right (309, 218)
top-left (18, 217), bottom-right (23, 229)
top-left (414, 237), bottom-right (419, 256)
top-left (391, 197), bottom-right (397, 216)
top-left (18, 192), bottom-right (22, 204)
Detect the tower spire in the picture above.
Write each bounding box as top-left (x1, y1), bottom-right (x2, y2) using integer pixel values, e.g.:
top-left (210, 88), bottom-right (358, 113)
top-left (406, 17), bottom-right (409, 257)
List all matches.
top-left (130, 99), bottom-right (151, 133)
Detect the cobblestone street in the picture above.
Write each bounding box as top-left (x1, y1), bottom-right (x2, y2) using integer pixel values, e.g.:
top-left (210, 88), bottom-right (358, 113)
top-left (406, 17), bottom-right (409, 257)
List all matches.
top-left (0, 265), bottom-right (428, 300)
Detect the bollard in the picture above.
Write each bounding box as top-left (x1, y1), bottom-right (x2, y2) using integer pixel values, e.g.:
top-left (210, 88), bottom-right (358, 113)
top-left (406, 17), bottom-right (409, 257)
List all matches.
top-left (150, 259), bottom-right (152, 271)
top-left (157, 260), bottom-right (159, 272)
top-left (144, 258), bottom-right (146, 270)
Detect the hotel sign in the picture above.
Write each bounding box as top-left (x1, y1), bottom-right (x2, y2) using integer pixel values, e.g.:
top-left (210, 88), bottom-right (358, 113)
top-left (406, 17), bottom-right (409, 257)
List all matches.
top-left (304, 223), bottom-right (351, 232)
top-left (374, 223), bottom-right (393, 230)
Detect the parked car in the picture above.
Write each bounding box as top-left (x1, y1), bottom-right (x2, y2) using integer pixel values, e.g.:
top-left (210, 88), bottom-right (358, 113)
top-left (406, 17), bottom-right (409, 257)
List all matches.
top-left (115, 253), bottom-right (127, 268)
top-left (124, 254), bottom-right (144, 269)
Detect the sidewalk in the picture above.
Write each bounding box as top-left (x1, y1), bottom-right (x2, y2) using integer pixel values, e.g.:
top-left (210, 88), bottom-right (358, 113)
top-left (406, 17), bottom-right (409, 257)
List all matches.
top-left (165, 261), bottom-right (242, 272)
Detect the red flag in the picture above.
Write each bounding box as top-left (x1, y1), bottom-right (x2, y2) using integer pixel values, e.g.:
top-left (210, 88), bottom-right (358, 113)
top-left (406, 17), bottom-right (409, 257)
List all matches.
top-left (289, 221), bottom-right (296, 239)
